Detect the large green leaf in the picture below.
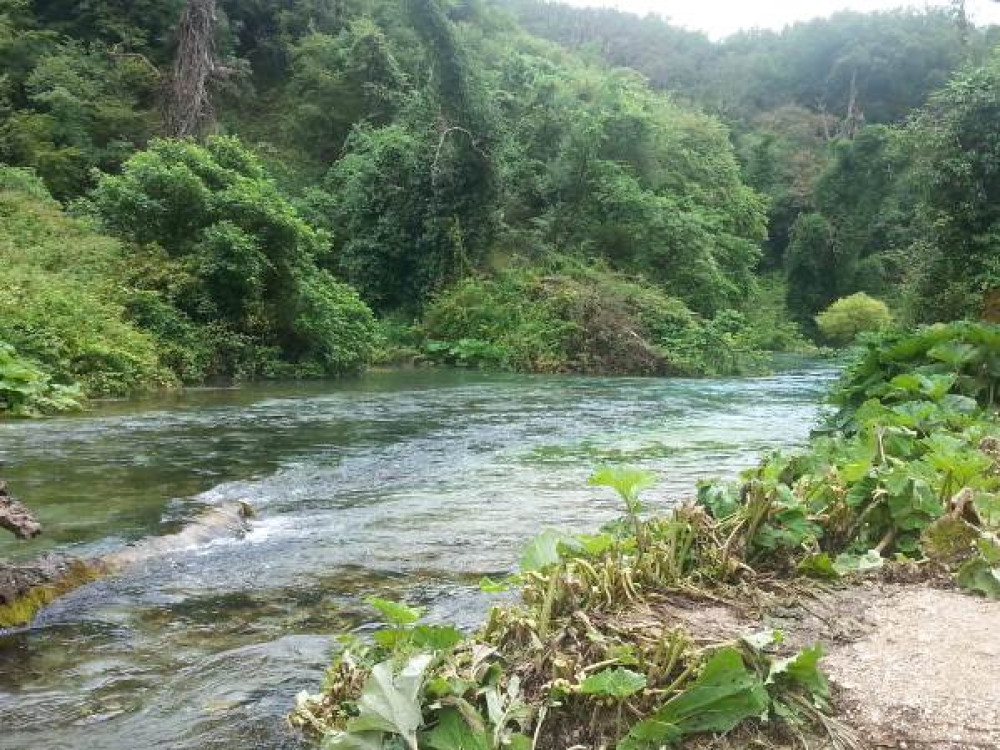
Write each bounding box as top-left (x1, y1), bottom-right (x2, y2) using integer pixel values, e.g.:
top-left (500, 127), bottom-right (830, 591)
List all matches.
top-left (833, 549), bottom-right (884, 575)
top-left (519, 529), bottom-right (573, 572)
top-left (975, 493), bottom-right (1000, 528)
top-left (580, 668), bottom-right (647, 698)
top-left (618, 647), bottom-right (769, 749)
top-left (323, 730), bottom-right (386, 750)
top-left (956, 539), bottom-right (1000, 600)
top-left (767, 644), bottom-right (828, 701)
top-left (411, 625), bottom-right (464, 651)
top-left (797, 553), bottom-right (840, 579)
top-left (346, 654), bottom-right (433, 747)
top-left (927, 341), bottom-right (977, 369)
top-left (367, 597), bottom-right (424, 626)
top-left (426, 709), bottom-right (490, 750)
top-left (589, 466), bottom-right (657, 510)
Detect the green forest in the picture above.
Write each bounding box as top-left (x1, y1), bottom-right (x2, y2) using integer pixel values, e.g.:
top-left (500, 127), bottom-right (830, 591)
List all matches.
top-left (2, 0), bottom-right (1000, 414)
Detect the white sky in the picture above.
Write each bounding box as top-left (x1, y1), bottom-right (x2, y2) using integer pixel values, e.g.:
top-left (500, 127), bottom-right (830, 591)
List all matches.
top-left (563, 0), bottom-right (1000, 39)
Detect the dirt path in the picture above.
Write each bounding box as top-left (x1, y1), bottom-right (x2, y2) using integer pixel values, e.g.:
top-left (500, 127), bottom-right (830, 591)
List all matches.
top-left (648, 579), bottom-right (1000, 749)
top-left (751, 579), bottom-right (998, 750)
top-left (820, 586), bottom-right (1000, 750)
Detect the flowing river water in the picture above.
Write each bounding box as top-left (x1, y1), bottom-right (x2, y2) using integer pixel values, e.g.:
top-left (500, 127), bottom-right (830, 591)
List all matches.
top-left (0, 364), bottom-right (836, 750)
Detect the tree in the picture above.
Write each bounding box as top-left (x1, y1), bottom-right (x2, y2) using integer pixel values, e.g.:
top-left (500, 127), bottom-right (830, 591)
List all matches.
top-left (908, 51), bottom-right (1000, 321)
top-left (287, 19), bottom-right (406, 161)
top-left (785, 212), bottom-right (837, 326)
top-left (166, 0), bottom-right (218, 137)
top-left (313, 0), bottom-right (500, 311)
top-left (89, 136), bottom-right (376, 375)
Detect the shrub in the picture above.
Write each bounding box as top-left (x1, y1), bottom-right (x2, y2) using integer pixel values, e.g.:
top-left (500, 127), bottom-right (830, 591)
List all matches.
top-left (0, 342), bottom-right (82, 417)
top-left (290, 269), bottom-right (378, 375)
top-left (815, 293), bottom-right (892, 345)
top-left (420, 261), bottom-right (769, 376)
top-left (0, 180), bottom-right (171, 396)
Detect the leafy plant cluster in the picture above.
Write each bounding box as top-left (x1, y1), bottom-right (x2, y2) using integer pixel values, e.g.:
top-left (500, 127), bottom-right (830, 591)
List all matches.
top-left (292, 473), bottom-right (841, 750)
top-left (0, 342), bottom-right (81, 417)
top-left (699, 321), bottom-right (1000, 595)
top-left (416, 262), bottom-right (770, 377)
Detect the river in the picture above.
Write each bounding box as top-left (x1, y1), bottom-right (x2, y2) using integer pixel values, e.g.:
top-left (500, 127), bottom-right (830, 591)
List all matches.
top-left (0, 364), bottom-right (835, 750)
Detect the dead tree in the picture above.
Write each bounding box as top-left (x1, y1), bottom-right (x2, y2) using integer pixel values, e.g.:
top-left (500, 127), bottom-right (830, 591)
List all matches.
top-left (839, 69), bottom-right (865, 140)
top-left (166, 0), bottom-right (218, 138)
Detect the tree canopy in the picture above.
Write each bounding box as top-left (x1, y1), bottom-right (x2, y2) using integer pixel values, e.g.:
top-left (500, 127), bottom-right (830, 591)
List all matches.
top-left (0, 0), bottom-right (998, 409)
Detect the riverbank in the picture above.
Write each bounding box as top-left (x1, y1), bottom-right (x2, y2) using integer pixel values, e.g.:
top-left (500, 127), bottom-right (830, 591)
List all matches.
top-left (291, 322), bottom-right (1000, 749)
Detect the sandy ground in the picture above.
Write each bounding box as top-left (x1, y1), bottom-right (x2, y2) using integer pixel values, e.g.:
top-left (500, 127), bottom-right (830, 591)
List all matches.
top-left (647, 579), bottom-right (1000, 749)
top-left (820, 586), bottom-right (1000, 750)
top-left (751, 579), bottom-right (998, 750)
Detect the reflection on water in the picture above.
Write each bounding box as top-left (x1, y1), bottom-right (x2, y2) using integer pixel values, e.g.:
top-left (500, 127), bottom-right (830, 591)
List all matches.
top-left (0, 365), bottom-right (836, 750)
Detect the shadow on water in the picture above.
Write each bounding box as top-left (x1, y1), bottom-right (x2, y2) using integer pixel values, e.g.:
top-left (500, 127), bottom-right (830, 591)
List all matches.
top-left (0, 365), bottom-right (837, 749)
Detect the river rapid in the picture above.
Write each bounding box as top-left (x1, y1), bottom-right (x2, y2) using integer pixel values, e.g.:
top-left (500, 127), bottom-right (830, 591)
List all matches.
top-left (0, 364), bottom-right (836, 750)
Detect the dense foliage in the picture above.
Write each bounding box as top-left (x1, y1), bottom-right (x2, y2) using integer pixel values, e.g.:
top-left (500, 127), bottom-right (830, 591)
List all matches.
top-left (511, 3), bottom-right (1000, 125)
top-left (291, 322), bottom-right (1000, 750)
top-left (1, 0), bottom-right (999, 416)
top-left (705, 321), bottom-right (1000, 578)
top-left (88, 136), bottom-right (377, 380)
top-left (509, 1), bottom-right (1000, 326)
top-left (0, 167), bottom-right (171, 397)
top-left (418, 261), bottom-right (770, 376)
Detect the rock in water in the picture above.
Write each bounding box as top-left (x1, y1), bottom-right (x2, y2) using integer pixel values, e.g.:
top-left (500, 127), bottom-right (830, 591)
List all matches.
top-left (0, 480), bottom-right (41, 539)
top-left (0, 554), bottom-right (75, 608)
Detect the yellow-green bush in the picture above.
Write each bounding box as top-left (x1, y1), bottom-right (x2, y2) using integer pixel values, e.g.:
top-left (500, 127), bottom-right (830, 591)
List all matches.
top-left (815, 292), bottom-right (892, 345)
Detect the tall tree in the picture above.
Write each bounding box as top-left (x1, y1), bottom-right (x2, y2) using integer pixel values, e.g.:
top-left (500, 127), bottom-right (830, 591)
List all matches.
top-left (166, 0), bottom-right (217, 137)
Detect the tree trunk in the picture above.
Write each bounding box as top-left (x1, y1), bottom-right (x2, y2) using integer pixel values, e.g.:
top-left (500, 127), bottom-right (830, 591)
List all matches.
top-left (166, 0), bottom-right (217, 138)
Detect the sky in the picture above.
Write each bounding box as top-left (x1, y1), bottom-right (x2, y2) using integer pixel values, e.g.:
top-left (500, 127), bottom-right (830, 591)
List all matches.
top-left (562, 0), bottom-right (1000, 39)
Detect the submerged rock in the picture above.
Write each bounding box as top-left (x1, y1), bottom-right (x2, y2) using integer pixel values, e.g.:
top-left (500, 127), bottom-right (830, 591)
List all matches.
top-left (0, 554), bottom-right (105, 628)
top-left (0, 500), bottom-right (254, 629)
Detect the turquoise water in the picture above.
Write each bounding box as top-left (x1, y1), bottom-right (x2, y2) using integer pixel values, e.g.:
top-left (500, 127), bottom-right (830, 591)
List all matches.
top-left (0, 365), bottom-right (835, 749)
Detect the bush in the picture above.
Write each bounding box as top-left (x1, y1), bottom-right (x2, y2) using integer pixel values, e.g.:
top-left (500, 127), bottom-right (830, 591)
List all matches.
top-left (0, 342), bottom-right (82, 417)
top-left (0, 179), bottom-right (171, 397)
top-left (88, 136), bottom-right (378, 378)
top-left (815, 293), bottom-right (892, 345)
top-left (290, 269), bottom-right (378, 375)
top-left (420, 261), bottom-right (769, 376)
